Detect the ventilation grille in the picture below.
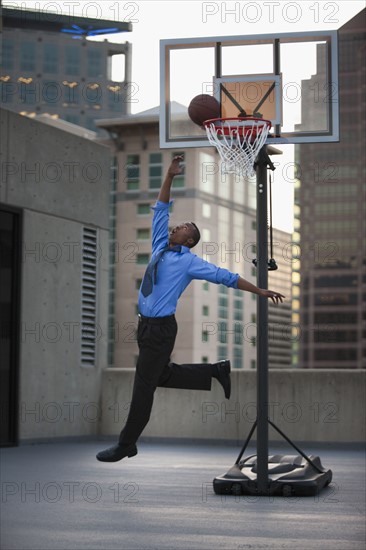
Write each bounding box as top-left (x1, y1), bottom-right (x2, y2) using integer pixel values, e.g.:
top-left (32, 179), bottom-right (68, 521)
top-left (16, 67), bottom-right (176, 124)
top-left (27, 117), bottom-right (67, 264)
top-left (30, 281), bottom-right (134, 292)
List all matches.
top-left (81, 227), bottom-right (98, 367)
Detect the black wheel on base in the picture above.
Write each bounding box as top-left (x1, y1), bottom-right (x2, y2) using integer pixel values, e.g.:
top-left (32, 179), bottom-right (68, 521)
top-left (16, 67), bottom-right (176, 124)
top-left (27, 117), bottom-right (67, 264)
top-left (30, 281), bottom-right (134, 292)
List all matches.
top-left (231, 483), bottom-right (242, 496)
top-left (282, 484), bottom-right (293, 497)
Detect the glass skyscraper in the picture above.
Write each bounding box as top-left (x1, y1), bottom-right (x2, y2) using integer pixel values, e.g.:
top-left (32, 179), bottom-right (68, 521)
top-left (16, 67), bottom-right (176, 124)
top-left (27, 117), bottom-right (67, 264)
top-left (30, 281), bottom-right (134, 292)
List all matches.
top-left (1, 7), bottom-right (132, 133)
top-left (295, 10), bottom-right (365, 368)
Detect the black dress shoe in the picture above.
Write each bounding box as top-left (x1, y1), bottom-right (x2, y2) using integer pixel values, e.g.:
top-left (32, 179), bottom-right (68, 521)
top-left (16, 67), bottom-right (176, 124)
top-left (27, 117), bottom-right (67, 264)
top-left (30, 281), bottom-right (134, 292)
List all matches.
top-left (96, 443), bottom-right (137, 462)
top-left (215, 360), bottom-right (231, 399)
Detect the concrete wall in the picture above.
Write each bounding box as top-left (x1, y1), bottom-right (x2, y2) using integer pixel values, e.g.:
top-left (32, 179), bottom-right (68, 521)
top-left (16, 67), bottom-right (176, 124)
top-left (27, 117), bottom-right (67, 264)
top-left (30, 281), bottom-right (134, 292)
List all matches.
top-left (1, 109), bottom-right (108, 226)
top-left (100, 369), bottom-right (366, 443)
top-left (1, 109), bottom-right (111, 440)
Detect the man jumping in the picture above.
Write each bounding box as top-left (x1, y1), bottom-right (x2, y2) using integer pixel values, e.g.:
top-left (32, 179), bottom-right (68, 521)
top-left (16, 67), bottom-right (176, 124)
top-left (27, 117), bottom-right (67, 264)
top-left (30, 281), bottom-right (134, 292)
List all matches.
top-left (97, 156), bottom-right (284, 462)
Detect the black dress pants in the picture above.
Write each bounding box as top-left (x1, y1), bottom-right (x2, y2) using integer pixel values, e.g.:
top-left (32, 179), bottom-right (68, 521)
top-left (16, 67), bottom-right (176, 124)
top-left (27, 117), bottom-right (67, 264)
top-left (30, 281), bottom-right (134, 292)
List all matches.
top-left (118, 314), bottom-right (212, 446)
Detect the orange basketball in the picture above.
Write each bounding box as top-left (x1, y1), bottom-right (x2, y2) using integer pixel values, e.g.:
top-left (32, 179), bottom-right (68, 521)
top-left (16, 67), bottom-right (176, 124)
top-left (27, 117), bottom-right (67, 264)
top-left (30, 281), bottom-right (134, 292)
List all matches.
top-left (188, 94), bottom-right (220, 126)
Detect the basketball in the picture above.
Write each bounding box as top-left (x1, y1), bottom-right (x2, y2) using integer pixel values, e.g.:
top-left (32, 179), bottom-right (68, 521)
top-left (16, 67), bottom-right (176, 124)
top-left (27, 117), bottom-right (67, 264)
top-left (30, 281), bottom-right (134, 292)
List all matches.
top-left (188, 94), bottom-right (220, 126)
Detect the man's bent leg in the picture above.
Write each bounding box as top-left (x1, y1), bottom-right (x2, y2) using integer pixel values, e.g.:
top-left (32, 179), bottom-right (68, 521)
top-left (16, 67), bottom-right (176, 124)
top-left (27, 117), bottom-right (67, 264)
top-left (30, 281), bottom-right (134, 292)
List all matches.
top-left (118, 316), bottom-right (177, 446)
top-left (157, 362), bottom-right (212, 390)
top-left (158, 360), bottom-right (231, 399)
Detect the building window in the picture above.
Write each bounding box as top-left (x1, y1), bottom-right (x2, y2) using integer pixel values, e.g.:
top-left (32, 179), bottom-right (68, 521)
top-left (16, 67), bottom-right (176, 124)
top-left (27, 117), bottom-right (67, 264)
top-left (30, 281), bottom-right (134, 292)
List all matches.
top-left (137, 228), bottom-right (150, 240)
top-left (135, 278), bottom-right (142, 290)
top-left (218, 321), bottom-right (228, 344)
top-left (171, 152), bottom-right (185, 188)
top-left (314, 312), bottom-right (357, 324)
top-left (217, 345), bottom-right (228, 361)
top-left (149, 153), bottom-right (163, 189)
top-left (314, 202), bottom-right (358, 215)
top-left (2, 39), bottom-right (14, 70)
top-left (233, 347), bottom-right (242, 369)
top-left (218, 285), bottom-right (229, 319)
top-left (43, 44), bottom-right (58, 74)
top-left (42, 80), bottom-right (60, 104)
top-left (202, 305), bottom-right (209, 316)
top-left (87, 48), bottom-right (103, 78)
top-left (314, 349), bottom-right (357, 362)
top-left (314, 275), bottom-right (358, 288)
top-left (20, 82), bottom-right (37, 105)
top-left (126, 155), bottom-right (140, 190)
top-left (137, 203), bottom-right (151, 215)
top-left (85, 83), bottom-right (101, 108)
top-left (20, 42), bottom-right (36, 71)
top-left (233, 296), bottom-right (243, 321)
top-left (314, 293), bottom-right (357, 306)
top-left (218, 307), bottom-right (228, 319)
top-left (65, 45), bottom-right (80, 76)
top-left (202, 282), bottom-right (209, 291)
top-left (202, 356), bottom-right (209, 363)
top-left (63, 82), bottom-right (80, 104)
top-left (202, 203), bottom-right (211, 218)
top-left (137, 253), bottom-right (150, 265)
top-left (202, 330), bottom-right (209, 343)
top-left (0, 82), bottom-right (13, 104)
top-left (314, 330), bottom-right (357, 344)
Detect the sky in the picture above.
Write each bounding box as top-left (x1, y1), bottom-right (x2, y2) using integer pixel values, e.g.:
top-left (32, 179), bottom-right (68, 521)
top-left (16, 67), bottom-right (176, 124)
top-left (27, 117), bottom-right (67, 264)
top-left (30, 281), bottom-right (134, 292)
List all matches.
top-left (6, 0), bottom-right (365, 232)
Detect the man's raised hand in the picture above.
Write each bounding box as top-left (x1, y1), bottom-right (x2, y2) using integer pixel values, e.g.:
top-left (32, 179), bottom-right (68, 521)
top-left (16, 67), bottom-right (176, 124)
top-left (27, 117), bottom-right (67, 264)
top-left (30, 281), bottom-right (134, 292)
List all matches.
top-left (158, 156), bottom-right (184, 203)
top-left (168, 155), bottom-right (184, 177)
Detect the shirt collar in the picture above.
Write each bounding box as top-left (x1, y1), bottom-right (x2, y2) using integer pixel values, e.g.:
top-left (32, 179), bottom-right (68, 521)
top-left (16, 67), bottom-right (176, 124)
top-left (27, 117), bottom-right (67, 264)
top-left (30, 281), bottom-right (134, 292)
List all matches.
top-left (165, 243), bottom-right (191, 254)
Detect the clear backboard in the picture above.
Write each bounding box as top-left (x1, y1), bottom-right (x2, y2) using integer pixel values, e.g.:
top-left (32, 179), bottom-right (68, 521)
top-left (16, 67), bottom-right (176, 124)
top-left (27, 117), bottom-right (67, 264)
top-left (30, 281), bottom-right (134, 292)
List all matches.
top-left (160, 30), bottom-right (339, 147)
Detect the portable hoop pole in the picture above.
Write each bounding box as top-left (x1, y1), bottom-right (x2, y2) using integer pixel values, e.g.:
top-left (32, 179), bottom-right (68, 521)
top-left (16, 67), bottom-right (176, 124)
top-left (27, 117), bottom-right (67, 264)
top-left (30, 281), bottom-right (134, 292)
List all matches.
top-left (255, 146), bottom-right (271, 494)
top-left (213, 145), bottom-right (332, 497)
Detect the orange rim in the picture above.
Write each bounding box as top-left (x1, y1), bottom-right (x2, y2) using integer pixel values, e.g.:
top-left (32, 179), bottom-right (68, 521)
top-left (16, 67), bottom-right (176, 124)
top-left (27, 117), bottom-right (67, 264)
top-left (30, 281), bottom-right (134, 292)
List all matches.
top-left (203, 117), bottom-right (271, 138)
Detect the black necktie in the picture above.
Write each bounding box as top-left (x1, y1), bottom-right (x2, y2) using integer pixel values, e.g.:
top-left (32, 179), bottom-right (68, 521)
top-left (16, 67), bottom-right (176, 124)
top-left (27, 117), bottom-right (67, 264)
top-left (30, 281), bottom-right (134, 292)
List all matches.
top-left (140, 245), bottom-right (182, 297)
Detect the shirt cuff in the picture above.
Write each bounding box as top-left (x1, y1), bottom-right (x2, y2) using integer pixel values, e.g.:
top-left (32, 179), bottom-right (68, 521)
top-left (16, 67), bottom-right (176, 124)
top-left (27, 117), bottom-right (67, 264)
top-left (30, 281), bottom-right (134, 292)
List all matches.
top-left (227, 272), bottom-right (240, 289)
top-left (151, 200), bottom-right (174, 210)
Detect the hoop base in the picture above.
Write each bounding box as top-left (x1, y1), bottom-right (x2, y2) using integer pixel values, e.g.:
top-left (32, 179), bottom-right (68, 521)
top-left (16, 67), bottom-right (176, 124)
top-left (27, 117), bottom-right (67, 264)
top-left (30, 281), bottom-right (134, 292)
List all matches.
top-left (213, 454), bottom-right (332, 497)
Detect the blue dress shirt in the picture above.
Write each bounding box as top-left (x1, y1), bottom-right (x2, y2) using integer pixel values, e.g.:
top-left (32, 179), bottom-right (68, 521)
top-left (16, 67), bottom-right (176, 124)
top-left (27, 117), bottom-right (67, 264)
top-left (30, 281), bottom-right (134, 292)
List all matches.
top-left (138, 201), bottom-right (239, 317)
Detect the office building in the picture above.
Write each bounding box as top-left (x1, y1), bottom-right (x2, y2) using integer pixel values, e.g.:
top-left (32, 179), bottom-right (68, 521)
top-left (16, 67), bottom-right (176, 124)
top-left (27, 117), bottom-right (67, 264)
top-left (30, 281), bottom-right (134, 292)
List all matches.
top-left (268, 228), bottom-right (293, 368)
top-left (295, 10), bottom-right (365, 368)
top-left (1, 7), bottom-right (132, 133)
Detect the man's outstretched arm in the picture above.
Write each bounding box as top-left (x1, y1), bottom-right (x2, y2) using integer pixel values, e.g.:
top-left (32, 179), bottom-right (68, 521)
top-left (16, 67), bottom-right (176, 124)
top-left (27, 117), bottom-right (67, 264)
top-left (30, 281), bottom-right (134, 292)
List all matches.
top-left (158, 156), bottom-right (184, 203)
top-left (188, 257), bottom-right (285, 305)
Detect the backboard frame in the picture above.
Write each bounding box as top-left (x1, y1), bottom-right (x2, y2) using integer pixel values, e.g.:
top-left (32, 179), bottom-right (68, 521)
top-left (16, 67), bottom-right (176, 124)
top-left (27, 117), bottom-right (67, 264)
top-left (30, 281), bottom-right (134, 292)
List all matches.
top-left (159, 30), bottom-right (339, 148)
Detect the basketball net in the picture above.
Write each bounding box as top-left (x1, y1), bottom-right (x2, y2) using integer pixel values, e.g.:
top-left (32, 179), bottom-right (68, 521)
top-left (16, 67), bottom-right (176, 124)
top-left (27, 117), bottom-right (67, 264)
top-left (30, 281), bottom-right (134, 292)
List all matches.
top-left (203, 117), bottom-right (271, 178)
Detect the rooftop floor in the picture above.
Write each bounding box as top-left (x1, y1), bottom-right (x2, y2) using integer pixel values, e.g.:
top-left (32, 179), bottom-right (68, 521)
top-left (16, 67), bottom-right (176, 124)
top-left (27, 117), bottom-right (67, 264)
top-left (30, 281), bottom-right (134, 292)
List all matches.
top-left (1, 440), bottom-right (365, 550)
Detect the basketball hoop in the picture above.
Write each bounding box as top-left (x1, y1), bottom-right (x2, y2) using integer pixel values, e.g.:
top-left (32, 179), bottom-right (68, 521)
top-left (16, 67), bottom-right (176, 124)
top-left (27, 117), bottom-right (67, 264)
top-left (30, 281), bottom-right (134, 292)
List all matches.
top-left (203, 117), bottom-right (272, 177)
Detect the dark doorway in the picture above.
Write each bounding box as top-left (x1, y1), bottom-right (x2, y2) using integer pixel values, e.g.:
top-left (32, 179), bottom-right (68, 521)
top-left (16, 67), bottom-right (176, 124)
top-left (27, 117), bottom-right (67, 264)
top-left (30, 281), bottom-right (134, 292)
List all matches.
top-left (0, 205), bottom-right (22, 446)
